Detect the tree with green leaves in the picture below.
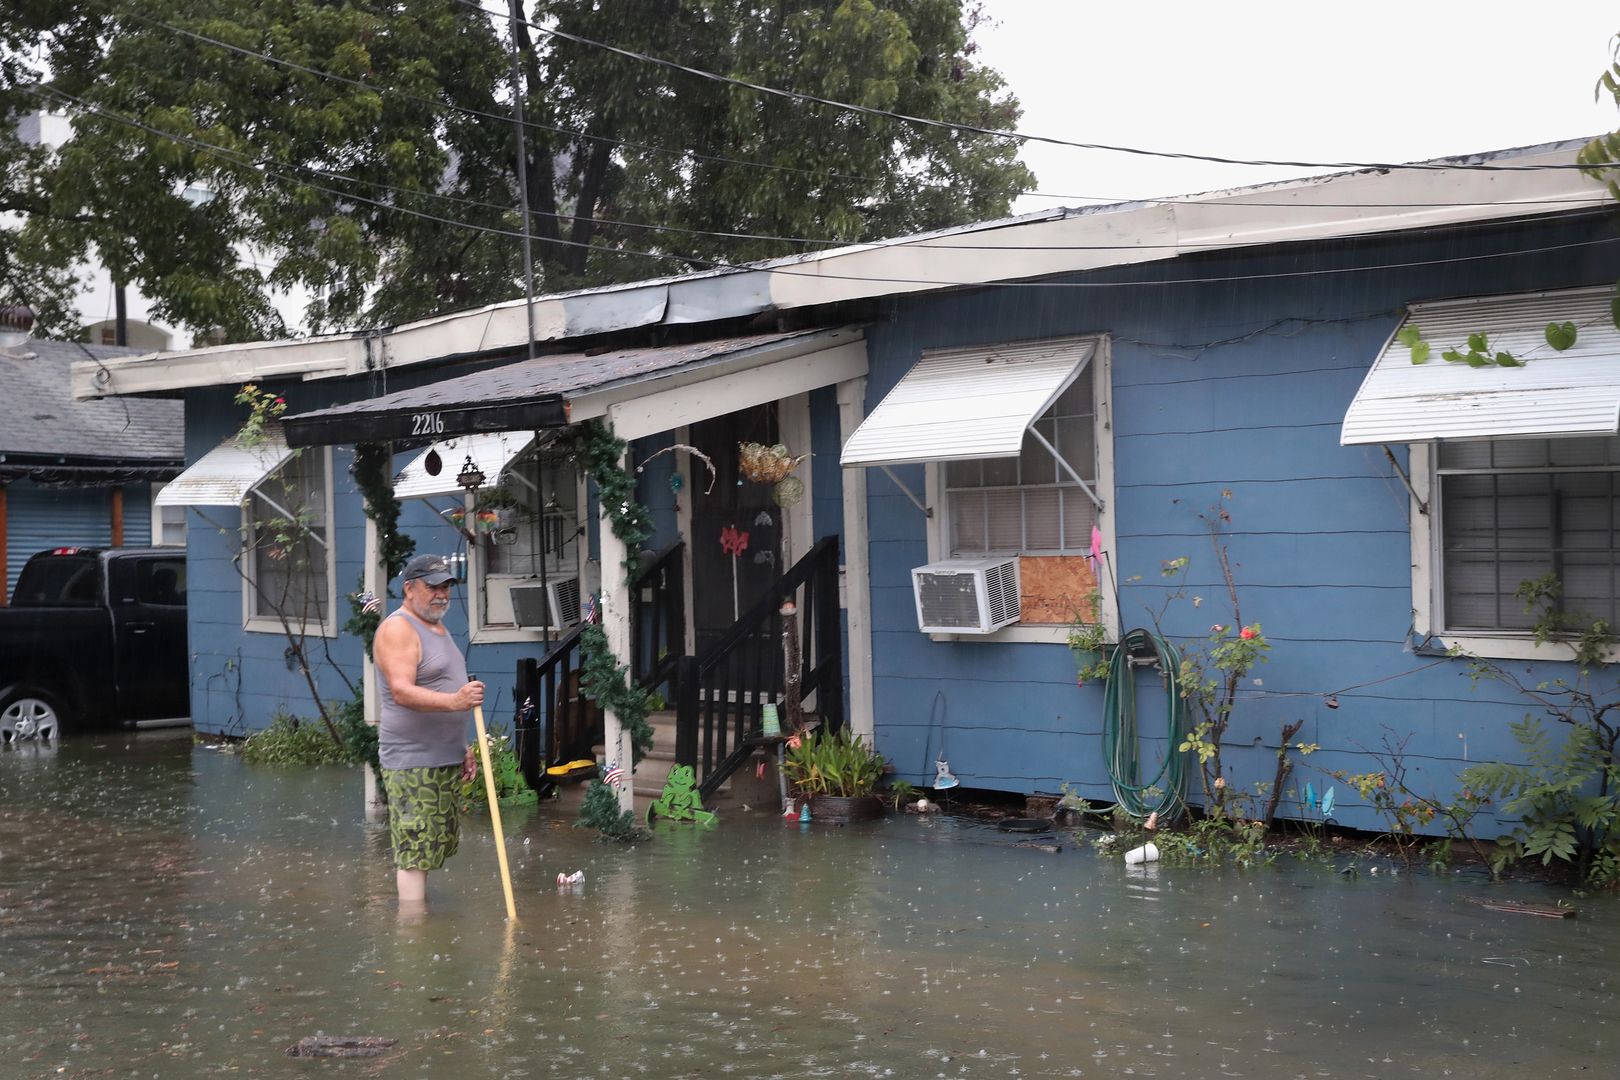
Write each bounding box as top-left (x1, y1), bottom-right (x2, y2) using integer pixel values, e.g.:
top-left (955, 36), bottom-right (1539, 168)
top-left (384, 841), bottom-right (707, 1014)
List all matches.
top-left (0, 0), bottom-right (1033, 343)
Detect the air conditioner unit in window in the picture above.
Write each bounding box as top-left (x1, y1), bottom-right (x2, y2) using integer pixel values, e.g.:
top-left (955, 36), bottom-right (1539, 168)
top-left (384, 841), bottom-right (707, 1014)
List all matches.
top-left (509, 577), bottom-right (583, 629)
top-left (911, 557), bottom-right (1021, 634)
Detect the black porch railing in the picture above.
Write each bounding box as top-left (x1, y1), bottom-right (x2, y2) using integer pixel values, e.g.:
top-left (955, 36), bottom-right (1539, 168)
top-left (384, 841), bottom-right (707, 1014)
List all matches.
top-left (676, 535), bottom-right (842, 800)
top-left (630, 539), bottom-right (684, 699)
top-left (513, 540), bottom-right (685, 790)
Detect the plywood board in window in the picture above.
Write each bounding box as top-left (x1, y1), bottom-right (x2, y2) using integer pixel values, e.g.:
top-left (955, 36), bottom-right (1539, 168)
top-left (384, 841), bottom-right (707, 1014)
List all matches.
top-left (1020, 555), bottom-right (1097, 625)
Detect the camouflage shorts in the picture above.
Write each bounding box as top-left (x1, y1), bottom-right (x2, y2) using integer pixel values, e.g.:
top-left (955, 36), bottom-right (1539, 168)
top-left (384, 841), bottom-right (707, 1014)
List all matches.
top-left (381, 765), bottom-right (461, 871)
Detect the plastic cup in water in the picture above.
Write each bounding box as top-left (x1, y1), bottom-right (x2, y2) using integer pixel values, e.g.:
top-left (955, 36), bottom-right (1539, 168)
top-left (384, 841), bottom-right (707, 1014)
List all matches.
top-left (1124, 842), bottom-right (1160, 865)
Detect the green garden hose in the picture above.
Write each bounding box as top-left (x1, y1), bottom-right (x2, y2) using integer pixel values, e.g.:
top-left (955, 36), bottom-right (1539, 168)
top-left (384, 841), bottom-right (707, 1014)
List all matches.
top-left (1101, 627), bottom-right (1190, 822)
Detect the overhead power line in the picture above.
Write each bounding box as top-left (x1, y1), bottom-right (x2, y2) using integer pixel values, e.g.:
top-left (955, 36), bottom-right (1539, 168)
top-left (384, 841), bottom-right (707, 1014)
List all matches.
top-left (459, 0), bottom-right (1603, 175)
top-left (26, 84), bottom-right (1620, 300)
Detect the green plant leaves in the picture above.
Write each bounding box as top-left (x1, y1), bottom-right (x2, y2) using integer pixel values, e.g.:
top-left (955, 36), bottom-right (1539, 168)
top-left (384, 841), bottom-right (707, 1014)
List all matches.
top-left (1545, 321), bottom-right (1578, 351)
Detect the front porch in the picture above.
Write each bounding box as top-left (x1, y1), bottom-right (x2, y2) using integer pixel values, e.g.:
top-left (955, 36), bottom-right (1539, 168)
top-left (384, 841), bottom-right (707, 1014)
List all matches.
top-left (277, 326), bottom-right (874, 816)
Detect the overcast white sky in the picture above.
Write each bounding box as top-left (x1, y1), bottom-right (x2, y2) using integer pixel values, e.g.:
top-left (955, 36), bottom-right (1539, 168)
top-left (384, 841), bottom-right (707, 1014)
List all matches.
top-left (975, 2), bottom-right (1620, 213)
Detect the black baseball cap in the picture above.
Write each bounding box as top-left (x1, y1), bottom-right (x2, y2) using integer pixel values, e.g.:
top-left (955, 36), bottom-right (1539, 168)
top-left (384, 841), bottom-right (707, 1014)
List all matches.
top-left (401, 554), bottom-right (455, 586)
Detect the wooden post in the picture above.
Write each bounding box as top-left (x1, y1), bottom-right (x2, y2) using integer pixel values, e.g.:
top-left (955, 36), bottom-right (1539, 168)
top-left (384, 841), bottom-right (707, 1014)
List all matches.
top-left (110, 487), bottom-right (124, 548)
top-left (597, 423), bottom-right (636, 813)
top-left (361, 499), bottom-right (387, 823)
top-left (836, 377), bottom-right (874, 740)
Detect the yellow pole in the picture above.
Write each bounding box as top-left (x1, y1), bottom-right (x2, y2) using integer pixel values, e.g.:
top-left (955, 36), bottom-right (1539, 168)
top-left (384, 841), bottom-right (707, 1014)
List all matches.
top-left (472, 700), bottom-right (519, 922)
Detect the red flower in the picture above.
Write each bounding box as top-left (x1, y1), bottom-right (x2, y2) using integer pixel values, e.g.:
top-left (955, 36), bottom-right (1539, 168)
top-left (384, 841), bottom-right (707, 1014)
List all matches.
top-left (1239, 626), bottom-right (1257, 640)
top-left (274, 396), bottom-right (285, 406)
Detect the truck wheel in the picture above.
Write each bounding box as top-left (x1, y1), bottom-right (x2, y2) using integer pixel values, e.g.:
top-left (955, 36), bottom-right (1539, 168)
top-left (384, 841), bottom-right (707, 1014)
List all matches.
top-left (0, 689), bottom-right (68, 745)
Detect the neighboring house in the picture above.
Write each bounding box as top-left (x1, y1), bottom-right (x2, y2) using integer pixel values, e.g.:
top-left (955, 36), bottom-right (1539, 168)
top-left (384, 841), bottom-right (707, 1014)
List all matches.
top-left (73, 137), bottom-right (1620, 834)
top-left (0, 331), bottom-right (184, 601)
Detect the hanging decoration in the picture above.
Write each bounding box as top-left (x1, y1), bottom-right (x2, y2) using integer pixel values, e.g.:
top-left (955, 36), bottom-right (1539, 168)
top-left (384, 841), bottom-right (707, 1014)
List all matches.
top-left (771, 475), bottom-right (805, 508)
top-left (636, 442), bottom-right (718, 495)
top-left (738, 441), bottom-right (807, 485)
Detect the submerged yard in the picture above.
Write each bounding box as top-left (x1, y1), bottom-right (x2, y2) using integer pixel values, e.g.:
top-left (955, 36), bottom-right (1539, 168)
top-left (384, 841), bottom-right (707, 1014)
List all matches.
top-left (2, 731), bottom-right (1616, 1078)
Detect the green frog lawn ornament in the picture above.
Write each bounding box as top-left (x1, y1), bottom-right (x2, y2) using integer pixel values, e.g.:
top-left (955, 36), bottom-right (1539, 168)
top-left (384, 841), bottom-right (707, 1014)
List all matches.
top-left (647, 764), bottom-right (717, 826)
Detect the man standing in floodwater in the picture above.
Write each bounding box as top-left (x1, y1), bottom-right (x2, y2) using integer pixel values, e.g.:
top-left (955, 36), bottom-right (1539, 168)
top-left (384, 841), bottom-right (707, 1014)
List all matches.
top-left (373, 554), bottom-right (484, 912)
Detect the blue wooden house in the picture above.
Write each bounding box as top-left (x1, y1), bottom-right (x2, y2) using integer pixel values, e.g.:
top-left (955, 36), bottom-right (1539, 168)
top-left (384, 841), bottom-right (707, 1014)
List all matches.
top-left (74, 137), bottom-right (1620, 833)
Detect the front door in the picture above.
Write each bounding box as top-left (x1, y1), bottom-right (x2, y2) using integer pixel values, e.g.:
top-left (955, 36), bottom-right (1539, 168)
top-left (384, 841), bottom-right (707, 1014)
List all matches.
top-left (688, 404), bottom-right (784, 657)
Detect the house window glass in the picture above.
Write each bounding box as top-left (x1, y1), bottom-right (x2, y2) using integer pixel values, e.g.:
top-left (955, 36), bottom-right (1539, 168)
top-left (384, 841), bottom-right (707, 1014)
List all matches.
top-left (475, 449), bottom-right (581, 630)
top-left (247, 449), bottom-right (330, 627)
top-left (1437, 437), bottom-right (1620, 632)
top-left (945, 374), bottom-right (1097, 557)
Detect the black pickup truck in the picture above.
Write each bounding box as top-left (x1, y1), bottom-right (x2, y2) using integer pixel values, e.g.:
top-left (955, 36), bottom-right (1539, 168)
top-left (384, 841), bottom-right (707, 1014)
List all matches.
top-left (0, 548), bottom-right (189, 743)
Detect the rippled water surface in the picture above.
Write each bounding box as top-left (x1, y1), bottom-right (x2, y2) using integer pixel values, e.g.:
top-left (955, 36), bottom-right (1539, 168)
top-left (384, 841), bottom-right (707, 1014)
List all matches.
top-left (2, 732), bottom-right (1616, 1078)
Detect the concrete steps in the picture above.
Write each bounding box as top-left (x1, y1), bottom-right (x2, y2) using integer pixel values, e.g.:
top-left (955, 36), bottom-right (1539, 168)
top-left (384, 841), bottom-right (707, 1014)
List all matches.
top-left (593, 709), bottom-right (792, 813)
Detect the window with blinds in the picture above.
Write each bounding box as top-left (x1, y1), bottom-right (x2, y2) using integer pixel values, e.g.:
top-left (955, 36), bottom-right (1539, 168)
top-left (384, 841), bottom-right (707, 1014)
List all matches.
top-left (1437, 436), bottom-right (1620, 632)
top-left (945, 376), bottom-right (1096, 556)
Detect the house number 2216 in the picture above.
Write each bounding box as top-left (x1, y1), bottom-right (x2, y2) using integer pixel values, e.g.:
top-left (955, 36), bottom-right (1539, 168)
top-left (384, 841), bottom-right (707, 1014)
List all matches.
top-left (411, 412), bottom-right (445, 435)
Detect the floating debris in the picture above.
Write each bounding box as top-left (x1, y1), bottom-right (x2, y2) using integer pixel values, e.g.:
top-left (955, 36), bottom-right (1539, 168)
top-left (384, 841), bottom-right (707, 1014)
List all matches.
top-left (285, 1035), bottom-right (397, 1058)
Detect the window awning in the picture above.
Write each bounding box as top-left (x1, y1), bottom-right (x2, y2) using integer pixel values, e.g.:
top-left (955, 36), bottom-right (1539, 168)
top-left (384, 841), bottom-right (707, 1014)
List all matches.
top-left (154, 428), bottom-right (294, 507)
top-left (1342, 286), bottom-right (1620, 446)
top-left (393, 431), bottom-right (552, 500)
top-left (840, 337), bottom-right (1094, 467)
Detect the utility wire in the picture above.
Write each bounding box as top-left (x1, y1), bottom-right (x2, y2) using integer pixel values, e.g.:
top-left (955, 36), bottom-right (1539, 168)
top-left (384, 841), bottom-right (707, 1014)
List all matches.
top-left (30, 84), bottom-right (1620, 296)
top-left (460, 0), bottom-right (1605, 175)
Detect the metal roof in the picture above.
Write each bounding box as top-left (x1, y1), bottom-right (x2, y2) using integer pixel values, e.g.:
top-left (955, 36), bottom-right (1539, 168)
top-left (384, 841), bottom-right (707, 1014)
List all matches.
top-left (840, 338), bottom-right (1094, 467)
top-left (281, 328), bottom-right (845, 446)
top-left (155, 428), bottom-right (295, 506)
top-left (1341, 286), bottom-right (1620, 445)
top-left (1, 339), bottom-right (181, 464)
top-left (72, 139), bottom-right (1610, 403)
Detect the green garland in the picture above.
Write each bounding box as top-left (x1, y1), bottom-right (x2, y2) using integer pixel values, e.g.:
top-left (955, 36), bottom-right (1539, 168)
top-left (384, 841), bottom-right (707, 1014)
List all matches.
top-left (570, 420), bottom-right (653, 574)
top-left (351, 442), bottom-right (416, 578)
top-left (578, 777), bottom-right (646, 841)
top-left (568, 419), bottom-right (660, 840)
top-left (344, 442), bottom-right (417, 657)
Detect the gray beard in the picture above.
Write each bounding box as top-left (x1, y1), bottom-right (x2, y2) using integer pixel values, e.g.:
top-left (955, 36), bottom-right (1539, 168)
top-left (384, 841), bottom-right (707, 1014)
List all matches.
top-left (413, 601), bottom-right (448, 624)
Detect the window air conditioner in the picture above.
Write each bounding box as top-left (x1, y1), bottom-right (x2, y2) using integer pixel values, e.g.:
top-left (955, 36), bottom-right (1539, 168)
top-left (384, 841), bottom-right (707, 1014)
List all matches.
top-left (911, 557), bottom-right (1021, 634)
top-left (509, 577), bottom-right (583, 629)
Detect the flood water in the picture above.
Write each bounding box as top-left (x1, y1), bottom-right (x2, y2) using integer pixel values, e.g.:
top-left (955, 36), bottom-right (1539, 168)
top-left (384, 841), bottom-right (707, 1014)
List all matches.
top-left (2, 732), bottom-right (1616, 1079)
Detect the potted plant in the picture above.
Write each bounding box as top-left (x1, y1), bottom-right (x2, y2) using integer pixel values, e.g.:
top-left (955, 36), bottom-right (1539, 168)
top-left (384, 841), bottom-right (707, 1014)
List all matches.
top-left (781, 727), bottom-right (888, 823)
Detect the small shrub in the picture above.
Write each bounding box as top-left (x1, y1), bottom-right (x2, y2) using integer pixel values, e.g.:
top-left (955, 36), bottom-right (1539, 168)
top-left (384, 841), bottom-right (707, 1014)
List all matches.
top-left (240, 710), bottom-right (354, 766)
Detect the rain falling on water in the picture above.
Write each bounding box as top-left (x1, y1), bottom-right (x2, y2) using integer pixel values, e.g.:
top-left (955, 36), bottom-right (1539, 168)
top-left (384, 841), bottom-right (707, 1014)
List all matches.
top-left (1, 730), bottom-right (1616, 1078)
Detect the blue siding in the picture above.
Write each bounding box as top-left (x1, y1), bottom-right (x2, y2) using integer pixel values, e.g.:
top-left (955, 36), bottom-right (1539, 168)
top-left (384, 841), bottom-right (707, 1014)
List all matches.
top-left (861, 212), bottom-right (1620, 834)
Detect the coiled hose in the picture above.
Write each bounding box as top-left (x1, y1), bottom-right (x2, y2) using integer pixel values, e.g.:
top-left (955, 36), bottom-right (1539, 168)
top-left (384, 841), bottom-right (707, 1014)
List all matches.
top-left (1101, 627), bottom-right (1190, 822)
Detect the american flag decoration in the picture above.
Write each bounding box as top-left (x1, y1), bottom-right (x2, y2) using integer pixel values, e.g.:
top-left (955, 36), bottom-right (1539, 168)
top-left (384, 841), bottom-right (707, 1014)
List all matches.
top-left (354, 590), bottom-right (382, 615)
top-left (602, 761), bottom-right (624, 788)
top-left (583, 592), bottom-right (601, 624)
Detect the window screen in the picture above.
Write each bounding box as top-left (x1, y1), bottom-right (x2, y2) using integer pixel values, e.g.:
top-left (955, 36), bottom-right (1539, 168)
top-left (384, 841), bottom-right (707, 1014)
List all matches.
top-left (1438, 437), bottom-right (1620, 631)
top-left (946, 374), bottom-right (1096, 556)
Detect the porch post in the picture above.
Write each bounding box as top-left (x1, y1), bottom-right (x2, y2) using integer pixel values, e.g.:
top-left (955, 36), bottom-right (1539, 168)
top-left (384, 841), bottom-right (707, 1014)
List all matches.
top-left (837, 377), bottom-right (875, 740)
top-left (597, 423), bottom-right (637, 813)
top-left (361, 504), bottom-right (387, 823)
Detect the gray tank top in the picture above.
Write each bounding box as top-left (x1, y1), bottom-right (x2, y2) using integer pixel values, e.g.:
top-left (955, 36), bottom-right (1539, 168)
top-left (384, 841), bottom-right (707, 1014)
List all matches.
top-left (377, 609), bottom-right (471, 769)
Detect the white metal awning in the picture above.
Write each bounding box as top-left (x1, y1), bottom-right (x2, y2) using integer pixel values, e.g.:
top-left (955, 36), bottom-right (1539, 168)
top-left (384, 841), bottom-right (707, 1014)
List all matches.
top-left (393, 431), bottom-right (544, 500)
top-left (154, 428), bottom-right (295, 507)
top-left (1342, 286), bottom-right (1620, 445)
top-left (840, 337), bottom-right (1095, 467)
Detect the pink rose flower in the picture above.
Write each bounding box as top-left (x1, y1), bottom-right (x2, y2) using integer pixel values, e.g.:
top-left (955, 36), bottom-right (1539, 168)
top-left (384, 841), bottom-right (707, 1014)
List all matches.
top-left (1239, 626), bottom-right (1257, 640)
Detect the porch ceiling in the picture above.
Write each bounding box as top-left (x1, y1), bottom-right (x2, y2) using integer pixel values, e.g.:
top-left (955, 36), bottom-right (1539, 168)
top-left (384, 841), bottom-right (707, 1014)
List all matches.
top-left (280, 327), bottom-right (863, 447)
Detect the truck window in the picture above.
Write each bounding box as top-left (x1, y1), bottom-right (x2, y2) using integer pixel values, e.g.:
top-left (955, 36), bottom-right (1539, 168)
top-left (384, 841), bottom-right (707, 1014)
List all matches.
top-left (13, 554), bottom-right (103, 606)
top-left (135, 559), bottom-right (187, 606)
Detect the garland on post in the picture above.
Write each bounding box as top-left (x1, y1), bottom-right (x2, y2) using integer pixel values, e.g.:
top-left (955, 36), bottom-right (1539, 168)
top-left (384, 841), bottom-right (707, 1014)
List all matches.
top-left (569, 420), bottom-right (658, 839)
top-left (343, 442), bottom-right (417, 657)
